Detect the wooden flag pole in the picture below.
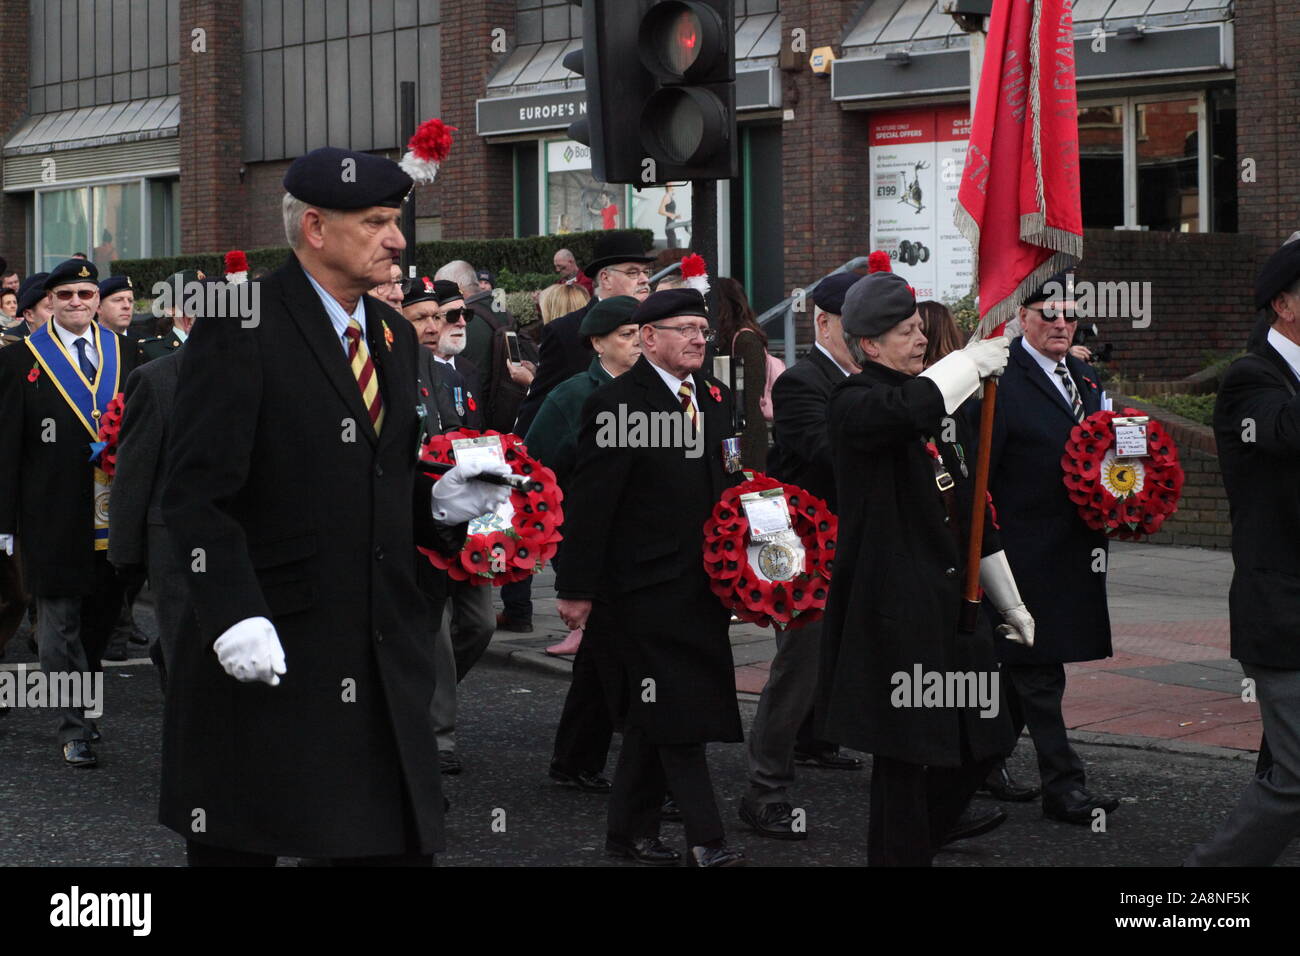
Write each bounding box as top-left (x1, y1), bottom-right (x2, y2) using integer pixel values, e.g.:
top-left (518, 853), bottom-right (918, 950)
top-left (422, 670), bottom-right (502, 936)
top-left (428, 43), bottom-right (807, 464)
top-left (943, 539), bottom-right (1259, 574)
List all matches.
top-left (959, 376), bottom-right (997, 633)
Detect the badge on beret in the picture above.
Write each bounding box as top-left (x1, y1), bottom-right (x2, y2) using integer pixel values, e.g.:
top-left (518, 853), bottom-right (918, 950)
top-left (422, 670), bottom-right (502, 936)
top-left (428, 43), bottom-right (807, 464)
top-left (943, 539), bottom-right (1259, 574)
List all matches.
top-left (77, 266), bottom-right (90, 278)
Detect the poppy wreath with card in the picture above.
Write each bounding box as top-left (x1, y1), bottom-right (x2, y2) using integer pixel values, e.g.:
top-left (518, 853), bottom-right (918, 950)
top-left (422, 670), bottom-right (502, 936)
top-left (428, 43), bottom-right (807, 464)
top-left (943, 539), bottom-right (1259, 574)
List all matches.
top-left (90, 393), bottom-right (126, 478)
top-left (1060, 408), bottom-right (1184, 540)
top-left (416, 428), bottom-right (563, 586)
top-left (702, 472), bottom-right (836, 630)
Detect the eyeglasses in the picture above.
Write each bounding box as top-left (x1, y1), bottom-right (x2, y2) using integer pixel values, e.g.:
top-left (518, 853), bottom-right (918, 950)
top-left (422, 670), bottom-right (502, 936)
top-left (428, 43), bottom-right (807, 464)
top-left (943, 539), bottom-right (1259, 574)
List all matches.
top-left (1026, 306), bottom-right (1077, 323)
top-left (53, 289), bottom-right (97, 302)
top-left (439, 308), bottom-right (470, 323)
top-left (652, 324), bottom-right (715, 342)
top-left (607, 267), bottom-right (652, 280)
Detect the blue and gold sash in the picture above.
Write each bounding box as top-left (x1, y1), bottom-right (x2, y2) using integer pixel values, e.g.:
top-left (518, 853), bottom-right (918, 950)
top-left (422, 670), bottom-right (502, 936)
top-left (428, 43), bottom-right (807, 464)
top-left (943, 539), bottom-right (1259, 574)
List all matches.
top-left (25, 323), bottom-right (122, 550)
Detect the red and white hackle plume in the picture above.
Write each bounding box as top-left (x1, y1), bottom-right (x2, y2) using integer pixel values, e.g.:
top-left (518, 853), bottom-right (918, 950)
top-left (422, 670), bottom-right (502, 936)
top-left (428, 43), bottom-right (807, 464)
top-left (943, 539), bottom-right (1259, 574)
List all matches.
top-left (224, 250), bottom-right (249, 284)
top-left (867, 250), bottom-right (892, 274)
top-left (400, 117), bottom-right (457, 184)
top-left (680, 253), bottom-right (710, 295)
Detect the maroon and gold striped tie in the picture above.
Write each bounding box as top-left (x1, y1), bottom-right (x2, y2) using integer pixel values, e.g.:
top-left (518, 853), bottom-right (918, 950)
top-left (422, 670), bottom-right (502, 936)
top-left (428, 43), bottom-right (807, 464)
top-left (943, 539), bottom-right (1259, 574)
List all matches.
top-left (345, 319), bottom-right (385, 433)
top-left (678, 381), bottom-right (699, 431)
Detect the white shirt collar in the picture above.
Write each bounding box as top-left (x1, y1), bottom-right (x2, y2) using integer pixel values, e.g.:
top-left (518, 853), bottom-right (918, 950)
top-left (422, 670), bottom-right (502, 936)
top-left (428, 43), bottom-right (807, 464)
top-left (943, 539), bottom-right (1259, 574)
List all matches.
top-left (1268, 327), bottom-right (1300, 382)
top-left (814, 341), bottom-right (853, 377)
top-left (173, 324), bottom-right (188, 344)
top-left (647, 357), bottom-right (698, 410)
top-left (303, 268), bottom-right (366, 355)
top-left (52, 319), bottom-right (96, 357)
top-left (434, 354), bottom-right (456, 368)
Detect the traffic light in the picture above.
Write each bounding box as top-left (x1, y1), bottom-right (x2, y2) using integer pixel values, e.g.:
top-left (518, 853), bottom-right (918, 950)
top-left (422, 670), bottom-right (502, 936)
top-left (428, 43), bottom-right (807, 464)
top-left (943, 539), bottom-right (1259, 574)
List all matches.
top-left (564, 0), bottom-right (737, 185)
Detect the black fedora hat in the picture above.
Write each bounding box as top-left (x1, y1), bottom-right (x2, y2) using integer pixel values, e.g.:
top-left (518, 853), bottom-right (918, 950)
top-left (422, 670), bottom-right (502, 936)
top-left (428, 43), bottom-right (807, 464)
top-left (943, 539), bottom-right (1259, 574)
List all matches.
top-left (582, 232), bottom-right (655, 279)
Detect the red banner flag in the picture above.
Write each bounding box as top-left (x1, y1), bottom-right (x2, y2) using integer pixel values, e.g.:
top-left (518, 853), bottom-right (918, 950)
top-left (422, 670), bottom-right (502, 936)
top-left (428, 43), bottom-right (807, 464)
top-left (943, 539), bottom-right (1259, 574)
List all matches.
top-left (955, 0), bottom-right (1083, 338)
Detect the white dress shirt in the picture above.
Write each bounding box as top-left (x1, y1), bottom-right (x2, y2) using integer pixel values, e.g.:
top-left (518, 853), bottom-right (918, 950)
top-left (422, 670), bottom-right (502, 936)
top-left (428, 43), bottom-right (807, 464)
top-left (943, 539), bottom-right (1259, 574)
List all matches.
top-left (52, 320), bottom-right (98, 374)
top-left (303, 268), bottom-right (367, 356)
top-left (648, 358), bottom-right (700, 417)
top-left (1268, 327), bottom-right (1300, 383)
top-left (815, 341), bottom-right (854, 378)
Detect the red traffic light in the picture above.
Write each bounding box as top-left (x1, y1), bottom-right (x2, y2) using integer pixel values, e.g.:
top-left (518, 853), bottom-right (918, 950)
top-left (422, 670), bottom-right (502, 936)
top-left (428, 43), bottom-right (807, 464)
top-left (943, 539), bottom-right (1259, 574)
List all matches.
top-left (640, 1), bottom-right (725, 82)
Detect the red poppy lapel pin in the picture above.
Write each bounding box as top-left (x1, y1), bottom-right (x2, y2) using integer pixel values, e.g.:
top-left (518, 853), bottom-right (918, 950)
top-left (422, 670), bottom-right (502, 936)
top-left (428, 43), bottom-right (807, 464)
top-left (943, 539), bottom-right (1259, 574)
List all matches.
top-left (467, 395), bottom-right (477, 412)
top-left (27, 364), bottom-right (40, 383)
top-left (708, 383), bottom-right (722, 403)
top-left (382, 320), bottom-right (394, 351)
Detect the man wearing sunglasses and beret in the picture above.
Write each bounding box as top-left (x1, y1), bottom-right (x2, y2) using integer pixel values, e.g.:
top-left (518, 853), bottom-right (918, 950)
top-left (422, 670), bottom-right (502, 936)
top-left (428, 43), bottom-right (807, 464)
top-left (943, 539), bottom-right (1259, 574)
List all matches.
top-left (0, 258), bottom-right (138, 767)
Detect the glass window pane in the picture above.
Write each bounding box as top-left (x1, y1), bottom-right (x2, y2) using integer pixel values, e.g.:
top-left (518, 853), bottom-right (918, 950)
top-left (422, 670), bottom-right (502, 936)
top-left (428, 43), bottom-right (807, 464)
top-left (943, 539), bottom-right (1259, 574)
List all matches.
top-left (149, 178), bottom-right (180, 256)
top-left (629, 182), bottom-right (692, 251)
top-left (1078, 103), bottom-right (1124, 229)
top-left (1136, 97), bottom-right (1200, 232)
top-left (38, 187), bottom-right (90, 270)
top-left (1209, 88), bottom-right (1236, 233)
top-left (544, 139), bottom-right (629, 235)
top-left (91, 182), bottom-right (143, 273)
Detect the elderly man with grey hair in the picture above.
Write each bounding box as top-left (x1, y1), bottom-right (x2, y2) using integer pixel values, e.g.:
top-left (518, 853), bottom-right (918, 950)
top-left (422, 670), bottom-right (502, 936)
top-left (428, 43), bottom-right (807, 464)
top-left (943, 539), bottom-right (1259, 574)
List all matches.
top-left (435, 259), bottom-right (517, 428)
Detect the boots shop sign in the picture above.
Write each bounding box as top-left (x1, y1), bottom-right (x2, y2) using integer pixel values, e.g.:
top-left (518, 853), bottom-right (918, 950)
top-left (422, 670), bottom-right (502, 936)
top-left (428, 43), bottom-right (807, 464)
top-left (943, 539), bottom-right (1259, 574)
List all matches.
top-left (868, 107), bottom-right (973, 305)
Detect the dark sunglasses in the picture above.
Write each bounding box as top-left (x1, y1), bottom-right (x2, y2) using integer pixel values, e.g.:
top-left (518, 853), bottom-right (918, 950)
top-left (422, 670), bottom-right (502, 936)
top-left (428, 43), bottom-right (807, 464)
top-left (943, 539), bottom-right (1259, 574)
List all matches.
top-left (440, 308), bottom-right (470, 323)
top-left (53, 289), bottom-right (97, 301)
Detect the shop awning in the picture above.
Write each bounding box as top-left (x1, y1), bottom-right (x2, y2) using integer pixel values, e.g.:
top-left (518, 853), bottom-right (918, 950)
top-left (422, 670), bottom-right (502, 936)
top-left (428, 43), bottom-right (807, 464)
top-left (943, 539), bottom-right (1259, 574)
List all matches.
top-left (4, 95), bottom-right (180, 157)
top-left (478, 11), bottom-right (783, 136)
top-left (833, 0), bottom-right (1234, 103)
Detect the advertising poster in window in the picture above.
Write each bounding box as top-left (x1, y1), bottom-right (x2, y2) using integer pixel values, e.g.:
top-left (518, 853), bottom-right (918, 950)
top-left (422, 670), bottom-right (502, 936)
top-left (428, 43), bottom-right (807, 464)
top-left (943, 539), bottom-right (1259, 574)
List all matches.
top-left (868, 107), bottom-right (973, 305)
top-left (545, 139), bottom-right (627, 234)
top-left (630, 183), bottom-right (693, 250)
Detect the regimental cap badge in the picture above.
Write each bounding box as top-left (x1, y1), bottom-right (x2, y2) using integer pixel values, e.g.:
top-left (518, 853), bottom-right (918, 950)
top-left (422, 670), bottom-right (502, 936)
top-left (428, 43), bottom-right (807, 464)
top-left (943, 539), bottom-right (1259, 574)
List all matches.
top-left (126, 277), bottom-right (133, 288)
top-left (77, 266), bottom-right (90, 277)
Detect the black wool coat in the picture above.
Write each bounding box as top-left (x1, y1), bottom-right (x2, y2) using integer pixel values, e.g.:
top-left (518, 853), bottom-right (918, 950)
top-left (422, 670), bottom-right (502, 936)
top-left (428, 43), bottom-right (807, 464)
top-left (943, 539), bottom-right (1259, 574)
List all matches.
top-left (765, 345), bottom-right (846, 510)
top-left (0, 323), bottom-right (137, 596)
top-left (513, 301), bottom-right (593, 436)
top-left (1214, 336), bottom-right (1300, 669)
top-left (555, 355), bottom-right (743, 745)
top-left (159, 254), bottom-right (464, 859)
top-left (818, 361), bottom-right (1013, 767)
top-left (981, 338), bottom-right (1111, 665)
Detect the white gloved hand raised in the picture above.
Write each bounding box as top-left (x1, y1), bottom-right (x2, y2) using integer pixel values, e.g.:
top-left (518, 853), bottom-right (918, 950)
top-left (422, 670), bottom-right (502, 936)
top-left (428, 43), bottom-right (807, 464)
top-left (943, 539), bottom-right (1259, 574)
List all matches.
top-left (964, 334), bottom-right (1011, 379)
top-left (431, 459), bottom-right (513, 524)
top-left (979, 550), bottom-right (1034, 647)
top-left (0, 534), bottom-right (12, 557)
top-left (213, 616), bottom-right (287, 685)
top-left (918, 336), bottom-right (1010, 413)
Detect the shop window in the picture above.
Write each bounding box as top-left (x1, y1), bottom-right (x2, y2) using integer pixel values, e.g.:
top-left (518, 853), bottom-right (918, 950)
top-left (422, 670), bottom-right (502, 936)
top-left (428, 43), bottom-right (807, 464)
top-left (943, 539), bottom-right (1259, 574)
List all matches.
top-left (148, 179), bottom-right (181, 258)
top-left (92, 182), bottom-right (143, 273)
top-left (36, 176), bottom-right (179, 272)
top-left (37, 187), bottom-right (90, 270)
top-left (1078, 104), bottom-right (1124, 229)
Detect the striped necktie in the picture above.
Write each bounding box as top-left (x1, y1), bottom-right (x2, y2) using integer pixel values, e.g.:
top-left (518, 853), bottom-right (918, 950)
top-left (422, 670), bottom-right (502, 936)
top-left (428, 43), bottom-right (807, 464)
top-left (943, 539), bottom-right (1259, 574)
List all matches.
top-left (677, 381), bottom-right (699, 431)
top-left (1054, 361), bottom-right (1084, 423)
top-left (345, 319), bottom-right (385, 434)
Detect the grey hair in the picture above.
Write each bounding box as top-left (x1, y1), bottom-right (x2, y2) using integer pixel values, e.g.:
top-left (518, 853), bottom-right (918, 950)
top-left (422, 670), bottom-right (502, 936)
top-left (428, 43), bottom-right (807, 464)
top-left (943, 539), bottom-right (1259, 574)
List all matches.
top-left (282, 193), bottom-right (337, 248)
top-left (842, 328), bottom-right (871, 367)
top-left (435, 260), bottom-right (478, 298)
top-left (555, 247), bottom-right (575, 261)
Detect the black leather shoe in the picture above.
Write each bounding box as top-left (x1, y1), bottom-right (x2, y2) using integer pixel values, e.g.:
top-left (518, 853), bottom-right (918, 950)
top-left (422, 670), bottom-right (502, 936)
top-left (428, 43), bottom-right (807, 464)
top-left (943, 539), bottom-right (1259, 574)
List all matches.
top-left (494, 612), bottom-right (532, 633)
top-left (794, 748), bottom-right (863, 771)
top-left (62, 740), bottom-right (98, 768)
top-left (660, 796), bottom-right (682, 822)
top-left (687, 843), bottom-right (747, 867)
top-left (940, 806), bottom-right (1007, 847)
top-left (89, 727), bottom-right (101, 743)
top-left (1043, 788), bottom-right (1119, 825)
top-left (739, 801), bottom-right (807, 840)
top-left (549, 765), bottom-right (612, 793)
top-left (606, 835), bottom-right (680, 866)
top-left (439, 751), bottom-right (462, 775)
top-left (979, 764), bottom-right (1041, 802)
top-left (102, 644), bottom-right (128, 663)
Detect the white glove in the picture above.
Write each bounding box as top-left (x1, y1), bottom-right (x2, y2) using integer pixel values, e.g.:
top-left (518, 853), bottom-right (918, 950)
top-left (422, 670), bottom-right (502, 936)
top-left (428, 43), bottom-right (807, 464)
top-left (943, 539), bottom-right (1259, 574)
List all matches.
top-left (213, 616), bottom-right (287, 686)
top-left (0, 534), bottom-right (12, 557)
top-left (431, 459), bottom-right (513, 524)
top-left (919, 337), bottom-right (1009, 413)
top-left (979, 550), bottom-right (1035, 647)
top-left (965, 334), bottom-right (1011, 379)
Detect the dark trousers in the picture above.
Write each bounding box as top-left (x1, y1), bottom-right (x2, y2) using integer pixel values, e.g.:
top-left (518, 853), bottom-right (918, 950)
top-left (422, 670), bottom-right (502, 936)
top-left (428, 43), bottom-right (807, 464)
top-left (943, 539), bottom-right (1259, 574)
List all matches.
top-left (868, 752), bottom-right (998, 866)
top-left (608, 726), bottom-right (724, 847)
top-left (186, 841), bottom-right (432, 867)
top-left (0, 551), bottom-right (27, 654)
top-left (1004, 662), bottom-right (1086, 802)
top-left (499, 576), bottom-right (533, 622)
top-left (746, 619), bottom-right (821, 805)
top-left (551, 636), bottom-right (613, 775)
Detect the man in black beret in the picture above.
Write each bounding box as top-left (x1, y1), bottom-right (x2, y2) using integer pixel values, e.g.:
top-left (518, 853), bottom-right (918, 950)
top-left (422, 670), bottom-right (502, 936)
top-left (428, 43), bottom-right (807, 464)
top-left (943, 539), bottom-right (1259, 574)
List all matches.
top-left (158, 146), bottom-right (510, 865)
top-left (97, 275), bottom-right (135, 335)
top-left (819, 271), bottom-right (1031, 865)
top-left (736, 271), bottom-right (866, 842)
top-left (1188, 232), bottom-right (1300, 864)
top-left (138, 270), bottom-right (205, 364)
top-left (14, 273), bottom-right (51, 336)
top-left (556, 287), bottom-right (749, 867)
top-left (0, 257), bottom-right (137, 766)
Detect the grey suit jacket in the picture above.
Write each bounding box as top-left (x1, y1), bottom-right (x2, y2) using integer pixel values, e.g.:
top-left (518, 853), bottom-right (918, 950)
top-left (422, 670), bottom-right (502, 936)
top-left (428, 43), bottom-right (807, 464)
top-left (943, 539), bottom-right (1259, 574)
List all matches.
top-left (108, 349), bottom-right (182, 567)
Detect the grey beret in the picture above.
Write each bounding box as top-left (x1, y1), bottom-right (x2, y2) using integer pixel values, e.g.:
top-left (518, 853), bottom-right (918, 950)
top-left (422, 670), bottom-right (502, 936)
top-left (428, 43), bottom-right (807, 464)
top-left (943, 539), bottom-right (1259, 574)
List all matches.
top-left (840, 272), bottom-right (918, 338)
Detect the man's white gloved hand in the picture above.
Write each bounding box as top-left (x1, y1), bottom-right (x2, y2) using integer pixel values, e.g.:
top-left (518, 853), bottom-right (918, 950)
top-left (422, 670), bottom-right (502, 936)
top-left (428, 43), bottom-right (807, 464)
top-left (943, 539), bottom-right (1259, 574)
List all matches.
top-left (0, 534), bottom-right (12, 557)
top-left (213, 616), bottom-right (287, 685)
top-left (980, 549), bottom-right (1035, 647)
top-left (431, 459), bottom-right (513, 524)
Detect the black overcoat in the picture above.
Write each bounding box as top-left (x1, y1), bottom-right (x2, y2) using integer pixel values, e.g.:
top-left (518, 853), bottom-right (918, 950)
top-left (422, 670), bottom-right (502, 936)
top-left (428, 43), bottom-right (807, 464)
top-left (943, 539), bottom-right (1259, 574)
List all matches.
top-left (159, 254), bottom-right (463, 858)
top-left (981, 338), bottom-right (1111, 665)
top-left (1214, 336), bottom-right (1300, 668)
top-left (765, 345), bottom-right (845, 509)
top-left (513, 301), bottom-right (593, 435)
top-left (555, 355), bottom-right (742, 745)
top-left (0, 323), bottom-right (136, 596)
top-left (818, 361), bottom-right (1013, 767)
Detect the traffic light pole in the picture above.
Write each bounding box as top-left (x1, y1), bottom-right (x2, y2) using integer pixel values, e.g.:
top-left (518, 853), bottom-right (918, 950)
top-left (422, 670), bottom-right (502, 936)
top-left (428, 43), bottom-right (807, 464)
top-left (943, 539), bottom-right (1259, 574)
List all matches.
top-left (690, 178), bottom-right (718, 299)
top-left (400, 80), bottom-right (417, 277)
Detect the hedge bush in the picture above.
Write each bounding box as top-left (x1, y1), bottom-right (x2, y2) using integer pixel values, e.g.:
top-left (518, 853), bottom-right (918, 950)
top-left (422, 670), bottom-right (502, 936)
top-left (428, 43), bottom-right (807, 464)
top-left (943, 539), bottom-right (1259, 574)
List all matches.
top-left (111, 228), bottom-right (654, 294)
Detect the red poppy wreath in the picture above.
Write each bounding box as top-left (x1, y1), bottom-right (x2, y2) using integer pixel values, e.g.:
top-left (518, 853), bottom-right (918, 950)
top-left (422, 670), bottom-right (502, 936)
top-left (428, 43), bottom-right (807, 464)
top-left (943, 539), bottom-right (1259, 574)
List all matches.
top-left (417, 429), bottom-right (563, 586)
top-left (90, 393), bottom-right (126, 478)
top-left (1060, 408), bottom-right (1184, 540)
top-left (702, 473), bottom-right (836, 630)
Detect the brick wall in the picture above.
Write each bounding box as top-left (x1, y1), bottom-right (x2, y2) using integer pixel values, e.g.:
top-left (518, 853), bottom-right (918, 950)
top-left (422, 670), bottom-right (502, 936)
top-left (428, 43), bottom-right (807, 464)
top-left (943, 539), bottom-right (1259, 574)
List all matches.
top-left (243, 159), bottom-right (293, 250)
top-left (0, 0), bottom-right (29, 271)
top-left (1074, 230), bottom-right (1257, 382)
top-left (436, 0), bottom-right (514, 240)
top-left (779, 0), bottom-right (871, 298)
top-left (179, 0), bottom-right (245, 253)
